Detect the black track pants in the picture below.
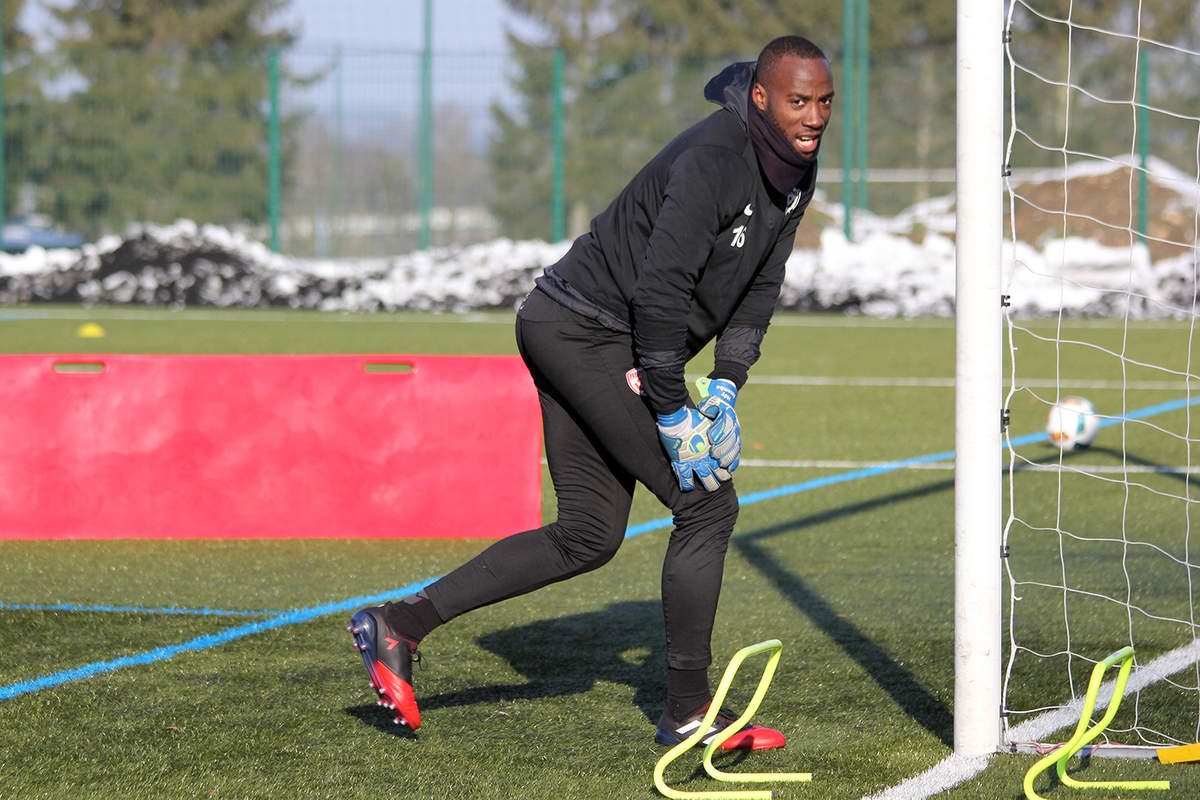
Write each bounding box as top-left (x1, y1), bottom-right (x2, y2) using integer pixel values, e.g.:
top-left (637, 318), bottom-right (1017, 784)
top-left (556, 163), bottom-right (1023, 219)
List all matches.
top-left (423, 288), bottom-right (738, 670)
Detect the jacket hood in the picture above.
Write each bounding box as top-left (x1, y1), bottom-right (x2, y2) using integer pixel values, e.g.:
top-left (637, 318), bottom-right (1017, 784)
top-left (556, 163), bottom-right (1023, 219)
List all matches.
top-left (703, 61), bottom-right (755, 128)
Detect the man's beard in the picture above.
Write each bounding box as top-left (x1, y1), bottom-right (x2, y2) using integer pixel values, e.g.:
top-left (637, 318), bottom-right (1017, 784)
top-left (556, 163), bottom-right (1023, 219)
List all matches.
top-left (748, 100), bottom-right (814, 196)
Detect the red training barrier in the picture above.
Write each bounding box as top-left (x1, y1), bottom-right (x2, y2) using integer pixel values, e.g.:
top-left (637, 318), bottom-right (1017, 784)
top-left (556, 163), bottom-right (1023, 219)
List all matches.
top-left (0, 354), bottom-right (542, 539)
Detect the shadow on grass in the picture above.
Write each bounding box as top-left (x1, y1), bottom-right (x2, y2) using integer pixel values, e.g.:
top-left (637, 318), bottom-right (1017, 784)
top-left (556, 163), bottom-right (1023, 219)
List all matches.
top-left (349, 447), bottom-right (1118, 742)
top-left (731, 444), bottom-right (1112, 747)
top-left (344, 703), bottom-right (420, 739)
top-left (1011, 439), bottom-right (1196, 489)
top-left (419, 600), bottom-right (668, 723)
top-left (341, 442), bottom-right (1166, 744)
top-left (342, 600), bottom-right (666, 736)
top-left (1075, 443), bottom-right (1200, 493)
top-left (350, 478), bottom-right (966, 743)
top-left (733, 476), bottom-right (958, 747)
top-left (669, 749), bottom-right (755, 792)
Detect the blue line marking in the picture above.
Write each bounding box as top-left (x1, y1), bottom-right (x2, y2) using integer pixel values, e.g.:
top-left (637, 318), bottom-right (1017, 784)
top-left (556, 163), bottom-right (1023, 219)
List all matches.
top-left (624, 447), bottom-right (959, 538)
top-left (4, 394), bottom-right (1197, 702)
top-left (627, 396), bottom-right (1200, 539)
top-left (1006, 394), bottom-right (1200, 450)
top-left (0, 578), bottom-right (436, 702)
top-left (0, 602), bottom-right (280, 616)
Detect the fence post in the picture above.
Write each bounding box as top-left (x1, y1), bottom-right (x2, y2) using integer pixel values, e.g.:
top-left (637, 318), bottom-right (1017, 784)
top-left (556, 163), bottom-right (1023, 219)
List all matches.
top-left (855, 0), bottom-right (869, 212)
top-left (333, 44), bottom-right (343, 258)
top-left (268, 48), bottom-right (280, 253)
top-left (0, 0), bottom-right (8, 243)
top-left (842, 0), bottom-right (855, 240)
top-left (551, 48), bottom-right (565, 242)
top-left (0, 0), bottom-right (6, 245)
top-left (418, 0), bottom-right (433, 250)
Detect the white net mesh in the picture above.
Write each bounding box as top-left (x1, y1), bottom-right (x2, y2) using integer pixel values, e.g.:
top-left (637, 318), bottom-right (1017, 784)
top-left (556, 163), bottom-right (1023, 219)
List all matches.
top-left (1002, 0), bottom-right (1200, 749)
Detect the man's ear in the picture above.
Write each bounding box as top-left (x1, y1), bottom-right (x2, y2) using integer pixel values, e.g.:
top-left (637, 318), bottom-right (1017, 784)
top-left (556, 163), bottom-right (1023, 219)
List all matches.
top-left (751, 82), bottom-right (768, 112)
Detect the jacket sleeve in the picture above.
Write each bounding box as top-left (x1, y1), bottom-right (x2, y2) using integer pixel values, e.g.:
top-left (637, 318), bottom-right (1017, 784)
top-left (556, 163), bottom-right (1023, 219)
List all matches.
top-left (709, 211), bottom-right (802, 389)
top-left (631, 146), bottom-right (745, 415)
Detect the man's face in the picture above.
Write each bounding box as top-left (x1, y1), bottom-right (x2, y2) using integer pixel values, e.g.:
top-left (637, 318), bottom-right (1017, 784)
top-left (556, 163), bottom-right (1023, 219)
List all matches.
top-left (751, 55), bottom-right (835, 161)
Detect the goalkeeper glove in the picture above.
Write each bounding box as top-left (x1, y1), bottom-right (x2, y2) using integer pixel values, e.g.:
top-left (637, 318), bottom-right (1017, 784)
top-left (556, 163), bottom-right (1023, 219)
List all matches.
top-left (696, 377), bottom-right (741, 474)
top-left (656, 407), bottom-right (723, 492)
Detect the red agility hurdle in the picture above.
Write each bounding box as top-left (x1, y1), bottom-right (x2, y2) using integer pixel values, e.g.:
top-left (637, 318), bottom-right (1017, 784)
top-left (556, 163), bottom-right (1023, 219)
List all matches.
top-left (0, 354), bottom-right (542, 539)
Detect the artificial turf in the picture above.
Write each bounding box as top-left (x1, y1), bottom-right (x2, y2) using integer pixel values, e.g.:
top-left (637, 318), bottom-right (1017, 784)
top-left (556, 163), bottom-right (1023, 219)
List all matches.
top-left (2, 306), bottom-right (1198, 799)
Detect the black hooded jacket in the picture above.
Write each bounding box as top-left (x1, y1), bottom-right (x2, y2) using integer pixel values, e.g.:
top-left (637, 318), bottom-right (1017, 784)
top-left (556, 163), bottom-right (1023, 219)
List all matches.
top-left (534, 61), bottom-right (817, 415)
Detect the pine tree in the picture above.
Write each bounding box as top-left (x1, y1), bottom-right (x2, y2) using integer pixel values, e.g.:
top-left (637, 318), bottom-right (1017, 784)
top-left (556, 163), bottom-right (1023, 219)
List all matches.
top-left (36, 0), bottom-right (296, 235)
top-left (1, 0), bottom-right (47, 220)
top-left (488, 35), bottom-right (559, 240)
top-left (488, 0), bottom-right (840, 240)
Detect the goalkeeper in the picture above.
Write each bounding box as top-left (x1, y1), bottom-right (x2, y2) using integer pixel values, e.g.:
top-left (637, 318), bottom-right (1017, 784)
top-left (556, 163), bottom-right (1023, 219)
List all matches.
top-left (349, 35), bottom-right (833, 750)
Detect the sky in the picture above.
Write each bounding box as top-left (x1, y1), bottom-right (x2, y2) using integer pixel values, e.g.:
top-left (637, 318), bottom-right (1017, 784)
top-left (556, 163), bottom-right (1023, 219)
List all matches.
top-left (21, 1), bottom-right (528, 55)
top-left (271, 2), bottom-right (534, 144)
top-left (278, 0), bottom-right (522, 54)
top-left (18, 1), bottom-right (530, 142)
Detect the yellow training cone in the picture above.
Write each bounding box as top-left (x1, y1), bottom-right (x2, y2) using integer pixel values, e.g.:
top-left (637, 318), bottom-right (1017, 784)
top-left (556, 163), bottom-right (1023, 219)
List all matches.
top-left (76, 322), bottom-right (105, 338)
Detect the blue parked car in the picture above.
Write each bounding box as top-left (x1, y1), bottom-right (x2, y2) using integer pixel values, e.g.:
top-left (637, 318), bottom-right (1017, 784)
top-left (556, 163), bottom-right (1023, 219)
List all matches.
top-left (2, 214), bottom-right (85, 252)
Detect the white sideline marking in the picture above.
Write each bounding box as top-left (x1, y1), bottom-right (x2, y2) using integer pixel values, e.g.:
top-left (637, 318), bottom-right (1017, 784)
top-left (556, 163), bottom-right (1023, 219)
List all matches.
top-left (860, 754), bottom-right (992, 800)
top-left (738, 459), bottom-right (955, 469)
top-left (861, 638), bottom-right (1200, 800)
top-left (767, 316), bottom-right (955, 328)
top-left (1013, 463), bottom-right (1200, 475)
top-left (749, 375), bottom-right (955, 387)
top-left (9, 306), bottom-right (1188, 330)
top-left (546, 457), bottom-right (1198, 473)
top-left (0, 307), bottom-right (511, 323)
top-left (768, 317), bottom-right (1189, 330)
top-left (746, 375), bottom-right (1189, 390)
top-left (728, 460), bottom-right (1193, 473)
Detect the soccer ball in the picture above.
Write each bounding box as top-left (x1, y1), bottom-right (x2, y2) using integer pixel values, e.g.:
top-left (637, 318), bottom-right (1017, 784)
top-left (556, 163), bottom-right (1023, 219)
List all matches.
top-left (1045, 396), bottom-right (1100, 451)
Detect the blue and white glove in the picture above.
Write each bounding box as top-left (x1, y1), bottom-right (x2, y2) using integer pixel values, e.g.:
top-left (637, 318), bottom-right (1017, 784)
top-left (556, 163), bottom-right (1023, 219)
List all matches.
top-left (656, 407), bottom-right (723, 492)
top-left (696, 377), bottom-right (741, 476)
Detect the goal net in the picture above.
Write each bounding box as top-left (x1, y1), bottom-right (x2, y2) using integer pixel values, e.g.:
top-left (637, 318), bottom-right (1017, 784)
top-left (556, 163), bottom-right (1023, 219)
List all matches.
top-left (1001, 0), bottom-right (1200, 751)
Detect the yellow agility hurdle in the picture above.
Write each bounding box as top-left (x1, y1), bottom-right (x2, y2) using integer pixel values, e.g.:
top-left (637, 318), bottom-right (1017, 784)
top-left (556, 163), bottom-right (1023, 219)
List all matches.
top-left (1023, 646), bottom-right (1170, 800)
top-left (654, 639), bottom-right (811, 800)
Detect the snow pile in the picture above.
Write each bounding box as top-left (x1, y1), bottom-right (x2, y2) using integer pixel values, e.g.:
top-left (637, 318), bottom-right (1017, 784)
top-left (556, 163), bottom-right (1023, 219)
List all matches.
top-left (779, 227), bottom-right (958, 316)
top-left (0, 219), bottom-right (572, 312)
top-left (0, 160), bottom-right (1196, 318)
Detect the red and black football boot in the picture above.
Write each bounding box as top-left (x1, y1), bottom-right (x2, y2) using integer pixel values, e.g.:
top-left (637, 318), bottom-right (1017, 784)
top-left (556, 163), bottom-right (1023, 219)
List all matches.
top-left (655, 703), bottom-right (786, 750)
top-left (348, 605), bottom-right (422, 729)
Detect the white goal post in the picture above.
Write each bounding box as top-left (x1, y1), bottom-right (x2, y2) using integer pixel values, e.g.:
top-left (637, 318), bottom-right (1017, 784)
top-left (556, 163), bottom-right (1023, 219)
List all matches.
top-left (953, 0), bottom-right (1005, 757)
top-left (958, 0), bottom-right (1200, 760)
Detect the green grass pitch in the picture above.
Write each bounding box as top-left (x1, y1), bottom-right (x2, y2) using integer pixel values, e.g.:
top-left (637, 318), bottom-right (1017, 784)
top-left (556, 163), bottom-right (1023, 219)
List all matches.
top-left (1, 306), bottom-right (1199, 799)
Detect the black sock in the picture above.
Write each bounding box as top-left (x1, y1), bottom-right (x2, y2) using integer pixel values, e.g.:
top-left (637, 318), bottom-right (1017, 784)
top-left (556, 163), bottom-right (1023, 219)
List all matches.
top-left (382, 592), bottom-right (444, 644)
top-left (666, 666), bottom-right (711, 722)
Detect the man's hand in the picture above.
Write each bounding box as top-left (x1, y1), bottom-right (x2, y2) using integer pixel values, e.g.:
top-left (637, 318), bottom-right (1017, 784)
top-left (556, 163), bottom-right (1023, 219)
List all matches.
top-left (696, 377), bottom-right (741, 475)
top-left (656, 407), bottom-right (724, 492)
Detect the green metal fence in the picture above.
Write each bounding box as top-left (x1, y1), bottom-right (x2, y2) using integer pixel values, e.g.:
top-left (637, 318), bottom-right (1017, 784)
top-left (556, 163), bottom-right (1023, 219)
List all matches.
top-left (276, 44), bottom-right (514, 257)
top-left (274, 40), bottom-right (953, 257)
top-left (0, 2), bottom-right (1184, 259)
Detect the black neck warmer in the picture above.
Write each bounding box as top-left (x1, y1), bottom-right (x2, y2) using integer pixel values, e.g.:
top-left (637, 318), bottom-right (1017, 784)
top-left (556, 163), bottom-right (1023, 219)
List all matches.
top-left (748, 99), bottom-right (812, 196)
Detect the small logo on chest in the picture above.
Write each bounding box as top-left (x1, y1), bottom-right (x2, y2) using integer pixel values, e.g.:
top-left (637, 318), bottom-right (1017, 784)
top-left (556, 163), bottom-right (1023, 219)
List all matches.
top-left (731, 201), bottom-right (753, 248)
top-left (785, 189), bottom-right (802, 214)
